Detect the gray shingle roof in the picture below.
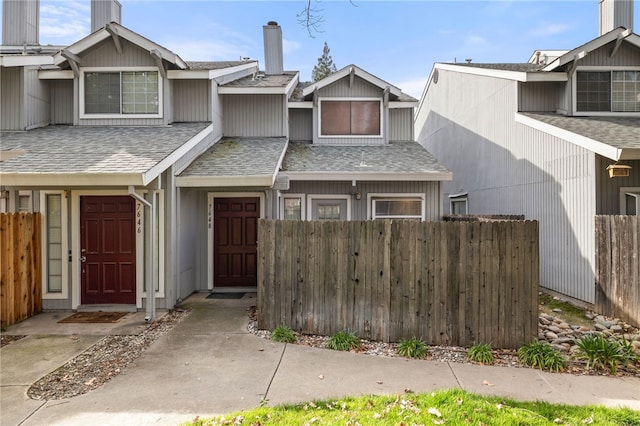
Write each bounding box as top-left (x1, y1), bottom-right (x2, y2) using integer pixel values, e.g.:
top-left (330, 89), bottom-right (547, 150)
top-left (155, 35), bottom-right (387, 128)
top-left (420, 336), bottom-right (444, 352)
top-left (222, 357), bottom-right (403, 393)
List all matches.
top-left (520, 112), bottom-right (640, 150)
top-left (0, 123), bottom-right (209, 175)
top-left (179, 137), bottom-right (288, 177)
top-left (186, 61), bottom-right (256, 70)
top-left (281, 141), bottom-right (450, 176)
top-left (442, 62), bottom-right (545, 72)
top-left (221, 72), bottom-right (297, 88)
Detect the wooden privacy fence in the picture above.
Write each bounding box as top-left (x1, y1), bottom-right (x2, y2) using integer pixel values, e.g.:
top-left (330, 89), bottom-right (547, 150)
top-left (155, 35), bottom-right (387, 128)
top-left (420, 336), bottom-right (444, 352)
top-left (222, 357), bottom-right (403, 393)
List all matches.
top-left (258, 219), bottom-right (539, 349)
top-left (0, 213), bottom-right (42, 327)
top-left (595, 215), bottom-right (640, 328)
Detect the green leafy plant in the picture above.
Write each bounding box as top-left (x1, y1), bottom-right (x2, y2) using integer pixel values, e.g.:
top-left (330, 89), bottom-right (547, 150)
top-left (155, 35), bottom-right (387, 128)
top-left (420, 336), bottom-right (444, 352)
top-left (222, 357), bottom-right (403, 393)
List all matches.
top-left (325, 331), bottom-right (360, 351)
top-left (618, 336), bottom-right (640, 369)
top-left (517, 340), bottom-right (566, 372)
top-left (271, 325), bottom-right (296, 343)
top-left (397, 337), bottom-right (428, 359)
top-left (574, 334), bottom-right (635, 374)
top-left (467, 342), bottom-right (494, 365)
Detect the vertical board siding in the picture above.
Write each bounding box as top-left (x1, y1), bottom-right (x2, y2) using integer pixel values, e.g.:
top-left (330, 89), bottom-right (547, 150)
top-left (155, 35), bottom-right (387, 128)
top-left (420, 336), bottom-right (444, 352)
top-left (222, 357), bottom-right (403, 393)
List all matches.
top-left (596, 156), bottom-right (640, 215)
top-left (579, 42), bottom-right (640, 67)
top-left (289, 109), bottom-right (313, 141)
top-left (596, 216), bottom-right (640, 327)
top-left (258, 219), bottom-right (539, 348)
top-left (2, 0), bottom-right (39, 45)
top-left (173, 80), bottom-right (211, 122)
top-left (81, 38), bottom-right (156, 67)
top-left (50, 80), bottom-right (74, 124)
top-left (416, 68), bottom-right (598, 303)
top-left (1, 67), bottom-right (23, 130)
top-left (222, 94), bottom-right (284, 137)
top-left (319, 77), bottom-right (382, 98)
top-left (518, 81), bottom-right (564, 112)
top-left (0, 213), bottom-right (42, 327)
top-left (389, 109), bottom-right (413, 141)
top-left (25, 67), bottom-right (50, 129)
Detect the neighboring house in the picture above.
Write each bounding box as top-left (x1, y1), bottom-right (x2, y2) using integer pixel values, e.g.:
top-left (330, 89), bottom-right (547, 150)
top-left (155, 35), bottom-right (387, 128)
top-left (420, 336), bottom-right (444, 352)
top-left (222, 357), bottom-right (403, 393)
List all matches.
top-left (1, 0), bottom-right (451, 314)
top-left (415, 0), bottom-right (640, 304)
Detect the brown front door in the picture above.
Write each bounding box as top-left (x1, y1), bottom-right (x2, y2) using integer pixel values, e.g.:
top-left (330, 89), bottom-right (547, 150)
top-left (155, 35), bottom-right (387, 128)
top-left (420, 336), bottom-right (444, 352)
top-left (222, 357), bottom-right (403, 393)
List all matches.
top-left (81, 196), bottom-right (136, 304)
top-left (214, 197), bottom-right (259, 287)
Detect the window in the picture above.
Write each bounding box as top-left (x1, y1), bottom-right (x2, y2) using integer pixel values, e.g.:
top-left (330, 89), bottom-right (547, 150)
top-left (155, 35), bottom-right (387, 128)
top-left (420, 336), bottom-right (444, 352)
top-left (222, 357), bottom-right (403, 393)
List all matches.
top-left (449, 195), bottom-right (468, 215)
top-left (320, 100), bottom-right (381, 136)
top-left (308, 195), bottom-right (351, 220)
top-left (82, 68), bottom-right (161, 117)
top-left (280, 194), bottom-right (305, 220)
top-left (619, 187), bottom-right (640, 215)
top-left (40, 191), bottom-right (68, 299)
top-left (18, 190), bottom-right (32, 212)
top-left (369, 194), bottom-right (425, 220)
top-left (577, 70), bottom-right (640, 112)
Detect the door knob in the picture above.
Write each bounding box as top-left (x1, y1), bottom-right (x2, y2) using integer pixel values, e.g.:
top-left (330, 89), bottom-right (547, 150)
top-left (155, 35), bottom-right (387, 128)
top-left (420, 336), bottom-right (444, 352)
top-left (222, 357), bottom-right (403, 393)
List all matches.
top-left (80, 256), bottom-right (87, 263)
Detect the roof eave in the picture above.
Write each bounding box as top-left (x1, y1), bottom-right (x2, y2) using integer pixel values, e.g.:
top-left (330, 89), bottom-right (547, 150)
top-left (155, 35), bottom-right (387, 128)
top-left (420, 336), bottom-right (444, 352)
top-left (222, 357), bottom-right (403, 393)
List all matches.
top-left (0, 173), bottom-right (145, 187)
top-left (302, 64), bottom-right (402, 97)
top-left (175, 175), bottom-right (275, 188)
top-left (281, 171), bottom-right (452, 182)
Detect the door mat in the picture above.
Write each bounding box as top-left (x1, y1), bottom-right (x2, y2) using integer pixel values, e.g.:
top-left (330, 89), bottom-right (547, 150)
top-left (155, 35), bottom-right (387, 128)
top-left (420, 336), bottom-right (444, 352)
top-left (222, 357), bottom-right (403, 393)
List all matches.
top-left (206, 292), bottom-right (245, 299)
top-left (58, 312), bottom-right (128, 323)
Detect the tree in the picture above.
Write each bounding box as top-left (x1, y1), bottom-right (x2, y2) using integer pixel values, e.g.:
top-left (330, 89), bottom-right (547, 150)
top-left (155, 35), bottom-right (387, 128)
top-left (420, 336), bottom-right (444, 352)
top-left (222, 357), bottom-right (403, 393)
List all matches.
top-left (312, 42), bottom-right (337, 82)
top-left (298, 0), bottom-right (357, 37)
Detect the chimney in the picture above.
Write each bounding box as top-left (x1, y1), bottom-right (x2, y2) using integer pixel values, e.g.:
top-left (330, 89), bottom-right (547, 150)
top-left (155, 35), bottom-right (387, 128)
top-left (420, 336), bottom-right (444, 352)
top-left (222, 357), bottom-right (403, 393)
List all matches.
top-left (91, 0), bottom-right (122, 32)
top-left (599, 0), bottom-right (634, 35)
top-left (2, 0), bottom-right (39, 46)
top-left (263, 21), bottom-right (284, 75)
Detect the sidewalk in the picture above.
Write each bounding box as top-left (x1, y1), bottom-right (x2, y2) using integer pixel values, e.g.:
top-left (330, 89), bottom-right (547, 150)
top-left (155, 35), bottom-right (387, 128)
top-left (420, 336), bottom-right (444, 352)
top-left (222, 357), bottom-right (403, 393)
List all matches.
top-left (2, 293), bottom-right (639, 426)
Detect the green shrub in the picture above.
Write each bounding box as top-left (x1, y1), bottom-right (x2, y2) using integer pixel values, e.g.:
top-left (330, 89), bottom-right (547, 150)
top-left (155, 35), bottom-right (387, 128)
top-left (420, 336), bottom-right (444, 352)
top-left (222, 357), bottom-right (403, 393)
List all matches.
top-left (517, 340), bottom-right (566, 372)
top-left (574, 334), bottom-right (636, 374)
top-left (326, 331), bottom-right (360, 351)
top-left (467, 342), bottom-right (494, 365)
top-left (271, 325), bottom-right (296, 343)
top-left (397, 337), bottom-right (428, 359)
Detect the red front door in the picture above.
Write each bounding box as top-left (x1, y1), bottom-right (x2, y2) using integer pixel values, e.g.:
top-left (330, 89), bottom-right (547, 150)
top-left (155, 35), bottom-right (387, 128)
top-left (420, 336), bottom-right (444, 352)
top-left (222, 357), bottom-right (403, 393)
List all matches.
top-left (81, 196), bottom-right (136, 304)
top-left (214, 197), bottom-right (259, 287)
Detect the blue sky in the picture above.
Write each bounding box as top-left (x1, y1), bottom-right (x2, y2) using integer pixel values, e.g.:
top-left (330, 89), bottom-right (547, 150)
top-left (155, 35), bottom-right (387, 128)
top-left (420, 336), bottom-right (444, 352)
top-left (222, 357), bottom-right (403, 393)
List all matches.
top-left (12, 0), bottom-right (640, 98)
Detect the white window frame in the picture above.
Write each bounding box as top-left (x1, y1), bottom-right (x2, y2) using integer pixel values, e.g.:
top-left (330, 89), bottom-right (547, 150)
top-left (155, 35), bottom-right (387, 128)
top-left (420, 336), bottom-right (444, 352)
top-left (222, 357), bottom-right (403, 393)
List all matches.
top-left (17, 190), bottom-right (33, 212)
top-left (620, 187), bottom-right (640, 215)
top-left (40, 190), bottom-right (69, 300)
top-left (318, 97), bottom-right (384, 138)
top-left (80, 67), bottom-right (163, 119)
top-left (573, 66), bottom-right (640, 117)
top-left (449, 194), bottom-right (468, 215)
top-left (367, 193), bottom-right (425, 220)
top-left (279, 193), bottom-right (306, 220)
top-left (307, 194), bottom-right (351, 220)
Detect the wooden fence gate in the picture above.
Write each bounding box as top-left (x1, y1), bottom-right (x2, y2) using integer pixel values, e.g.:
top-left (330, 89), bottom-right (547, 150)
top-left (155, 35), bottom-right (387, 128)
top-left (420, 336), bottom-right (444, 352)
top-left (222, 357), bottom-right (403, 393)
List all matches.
top-left (258, 219), bottom-right (539, 349)
top-left (0, 213), bottom-right (42, 327)
top-left (595, 215), bottom-right (640, 328)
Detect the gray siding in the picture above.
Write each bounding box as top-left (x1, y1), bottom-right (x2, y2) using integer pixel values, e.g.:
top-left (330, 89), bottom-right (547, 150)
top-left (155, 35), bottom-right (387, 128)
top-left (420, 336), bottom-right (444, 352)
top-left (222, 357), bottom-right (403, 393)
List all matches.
top-left (222, 94), bottom-right (285, 137)
top-left (177, 188), bottom-right (202, 295)
top-left (50, 80), bottom-right (74, 124)
top-left (389, 108), bottom-right (413, 140)
top-left (173, 80), bottom-right (211, 122)
top-left (24, 66), bottom-right (50, 129)
top-left (289, 108), bottom-right (312, 141)
top-left (284, 180), bottom-right (442, 221)
top-left (2, 0), bottom-right (39, 45)
top-left (416, 68), bottom-right (597, 303)
top-left (1, 67), bottom-right (23, 130)
top-left (596, 156), bottom-right (640, 214)
top-left (81, 38), bottom-right (157, 68)
top-left (578, 40), bottom-right (640, 67)
top-left (518, 81), bottom-right (564, 112)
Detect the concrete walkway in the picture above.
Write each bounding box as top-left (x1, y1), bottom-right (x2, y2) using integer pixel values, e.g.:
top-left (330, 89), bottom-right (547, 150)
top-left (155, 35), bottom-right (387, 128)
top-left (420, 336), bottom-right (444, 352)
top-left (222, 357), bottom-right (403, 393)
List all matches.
top-left (2, 293), bottom-right (639, 426)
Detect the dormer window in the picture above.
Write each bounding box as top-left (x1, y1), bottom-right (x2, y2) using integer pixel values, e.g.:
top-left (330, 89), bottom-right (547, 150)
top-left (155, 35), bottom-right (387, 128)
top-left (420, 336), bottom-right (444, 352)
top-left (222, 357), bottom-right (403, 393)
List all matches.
top-left (80, 67), bottom-right (162, 118)
top-left (576, 70), bottom-right (640, 113)
top-left (319, 99), bottom-right (381, 137)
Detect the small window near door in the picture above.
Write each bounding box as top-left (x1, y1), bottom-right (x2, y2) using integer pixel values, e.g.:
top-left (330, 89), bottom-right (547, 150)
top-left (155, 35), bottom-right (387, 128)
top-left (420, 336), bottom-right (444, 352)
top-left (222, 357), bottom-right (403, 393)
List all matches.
top-left (40, 191), bottom-right (68, 299)
top-left (281, 195), bottom-right (305, 220)
top-left (450, 196), bottom-right (468, 215)
top-left (624, 192), bottom-right (640, 215)
top-left (18, 190), bottom-right (32, 212)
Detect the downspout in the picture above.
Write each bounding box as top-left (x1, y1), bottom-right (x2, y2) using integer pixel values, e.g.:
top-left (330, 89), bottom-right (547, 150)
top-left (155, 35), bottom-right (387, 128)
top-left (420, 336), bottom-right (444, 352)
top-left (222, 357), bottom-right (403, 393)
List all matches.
top-left (128, 186), bottom-right (156, 322)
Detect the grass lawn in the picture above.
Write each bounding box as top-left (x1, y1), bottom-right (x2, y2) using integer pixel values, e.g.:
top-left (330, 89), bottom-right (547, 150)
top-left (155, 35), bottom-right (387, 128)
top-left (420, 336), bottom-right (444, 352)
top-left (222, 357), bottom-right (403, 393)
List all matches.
top-left (185, 389), bottom-right (640, 425)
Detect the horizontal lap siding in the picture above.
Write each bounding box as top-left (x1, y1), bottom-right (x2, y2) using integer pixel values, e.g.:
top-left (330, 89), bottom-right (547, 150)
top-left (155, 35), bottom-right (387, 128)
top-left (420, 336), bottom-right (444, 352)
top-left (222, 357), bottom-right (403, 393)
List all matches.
top-left (258, 219), bottom-right (539, 348)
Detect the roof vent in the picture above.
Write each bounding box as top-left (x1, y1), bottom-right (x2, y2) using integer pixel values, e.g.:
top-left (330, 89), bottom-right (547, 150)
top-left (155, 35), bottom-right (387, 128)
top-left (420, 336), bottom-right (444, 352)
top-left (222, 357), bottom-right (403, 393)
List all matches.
top-left (267, 21), bottom-right (278, 26)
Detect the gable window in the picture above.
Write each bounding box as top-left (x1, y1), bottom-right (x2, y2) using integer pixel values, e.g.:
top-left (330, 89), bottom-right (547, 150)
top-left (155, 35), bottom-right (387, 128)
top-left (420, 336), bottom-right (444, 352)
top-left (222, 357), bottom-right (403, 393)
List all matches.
top-left (320, 99), bottom-right (381, 136)
top-left (81, 68), bottom-right (161, 118)
top-left (577, 70), bottom-right (640, 113)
